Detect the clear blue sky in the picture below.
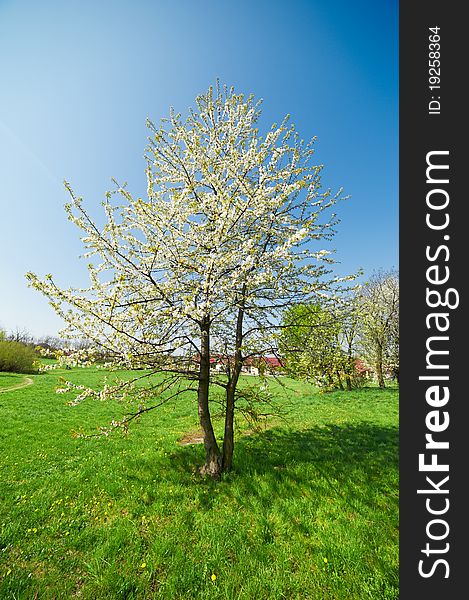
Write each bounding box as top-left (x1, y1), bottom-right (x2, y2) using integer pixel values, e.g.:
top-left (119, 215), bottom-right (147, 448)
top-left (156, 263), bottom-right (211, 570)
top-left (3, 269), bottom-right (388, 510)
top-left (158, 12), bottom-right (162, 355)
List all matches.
top-left (0, 0), bottom-right (398, 338)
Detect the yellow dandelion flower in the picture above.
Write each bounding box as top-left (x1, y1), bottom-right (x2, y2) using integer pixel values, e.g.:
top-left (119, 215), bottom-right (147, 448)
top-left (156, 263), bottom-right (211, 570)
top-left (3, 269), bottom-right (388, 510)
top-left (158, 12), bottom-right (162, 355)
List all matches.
top-left (140, 562), bottom-right (146, 569)
top-left (6, 569), bottom-right (12, 576)
top-left (323, 557), bottom-right (328, 564)
top-left (211, 573), bottom-right (217, 581)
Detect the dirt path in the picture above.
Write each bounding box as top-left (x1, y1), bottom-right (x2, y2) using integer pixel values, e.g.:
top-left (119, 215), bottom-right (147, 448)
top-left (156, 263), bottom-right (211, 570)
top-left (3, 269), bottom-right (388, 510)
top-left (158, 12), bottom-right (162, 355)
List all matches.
top-left (0, 377), bottom-right (34, 393)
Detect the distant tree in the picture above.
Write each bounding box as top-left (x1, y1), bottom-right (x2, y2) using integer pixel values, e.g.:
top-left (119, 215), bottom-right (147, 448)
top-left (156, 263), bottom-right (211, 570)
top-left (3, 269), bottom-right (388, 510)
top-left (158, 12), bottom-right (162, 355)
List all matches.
top-left (8, 327), bottom-right (34, 346)
top-left (337, 295), bottom-right (362, 390)
top-left (27, 83), bottom-right (351, 478)
top-left (279, 300), bottom-right (361, 390)
top-left (279, 303), bottom-right (341, 388)
top-left (384, 307), bottom-right (399, 383)
top-left (357, 270), bottom-right (399, 388)
top-left (36, 335), bottom-right (63, 351)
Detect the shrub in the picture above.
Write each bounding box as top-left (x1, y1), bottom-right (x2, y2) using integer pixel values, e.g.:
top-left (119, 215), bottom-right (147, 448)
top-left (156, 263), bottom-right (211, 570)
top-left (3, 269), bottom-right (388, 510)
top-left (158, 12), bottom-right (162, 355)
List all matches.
top-left (0, 341), bottom-right (38, 373)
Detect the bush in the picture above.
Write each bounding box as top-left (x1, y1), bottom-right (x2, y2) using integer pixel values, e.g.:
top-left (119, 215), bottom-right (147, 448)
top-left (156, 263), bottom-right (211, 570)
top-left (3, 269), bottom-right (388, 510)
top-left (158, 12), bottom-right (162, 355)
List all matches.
top-left (0, 341), bottom-right (38, 374)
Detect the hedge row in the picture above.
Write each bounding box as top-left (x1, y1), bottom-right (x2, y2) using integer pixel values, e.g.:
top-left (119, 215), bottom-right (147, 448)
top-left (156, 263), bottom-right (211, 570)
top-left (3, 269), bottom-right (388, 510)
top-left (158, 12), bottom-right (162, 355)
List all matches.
top-left (0, 341), bottom-right (38, 374)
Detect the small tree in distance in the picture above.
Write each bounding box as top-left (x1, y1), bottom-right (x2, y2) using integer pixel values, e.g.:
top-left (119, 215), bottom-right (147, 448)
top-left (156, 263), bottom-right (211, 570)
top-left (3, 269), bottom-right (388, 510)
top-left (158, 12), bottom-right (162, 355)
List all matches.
top-left (27, 83), bottom-right (353, 478)
top-left (357, 270), bottom-right (399, 388)
top-left (278, 300), bottom-right (361, 391)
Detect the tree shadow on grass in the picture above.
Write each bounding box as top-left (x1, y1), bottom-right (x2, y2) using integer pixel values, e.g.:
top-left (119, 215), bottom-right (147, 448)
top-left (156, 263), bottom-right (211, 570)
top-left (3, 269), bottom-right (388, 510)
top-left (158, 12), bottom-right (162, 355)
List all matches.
top-left (118, 423), bottom-right (398, 591)
top-left (161, 422), bottom-right (398, 520)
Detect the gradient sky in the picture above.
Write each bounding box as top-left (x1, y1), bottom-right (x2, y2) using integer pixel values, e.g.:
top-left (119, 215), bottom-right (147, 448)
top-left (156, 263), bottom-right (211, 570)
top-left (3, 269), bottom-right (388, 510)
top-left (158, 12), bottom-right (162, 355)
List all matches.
top-left (0, 0), bottom-right (398, 338)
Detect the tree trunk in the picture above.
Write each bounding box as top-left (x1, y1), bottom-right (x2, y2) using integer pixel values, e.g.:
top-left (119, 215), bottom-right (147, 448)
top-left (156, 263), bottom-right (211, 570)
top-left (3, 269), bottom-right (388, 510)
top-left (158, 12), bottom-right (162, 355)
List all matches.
top-left (222, 383), bottom-right (236, 472)
top-left (222, 297), bottom-right (245, 472)
top-left (336, 371), bottom-right (344, 390)
top-left (375, 346), bottom-right (385, 389)
top-left (197, 319), bottom-right (222, 478)
top-left (346, 350), bottom-right (354, 391)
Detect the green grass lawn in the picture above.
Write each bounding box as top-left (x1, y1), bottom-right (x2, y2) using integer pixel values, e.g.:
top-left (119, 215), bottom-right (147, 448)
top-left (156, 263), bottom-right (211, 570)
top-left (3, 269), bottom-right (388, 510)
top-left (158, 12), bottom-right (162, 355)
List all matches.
top-left (0, 367), bottom-right (398, 599)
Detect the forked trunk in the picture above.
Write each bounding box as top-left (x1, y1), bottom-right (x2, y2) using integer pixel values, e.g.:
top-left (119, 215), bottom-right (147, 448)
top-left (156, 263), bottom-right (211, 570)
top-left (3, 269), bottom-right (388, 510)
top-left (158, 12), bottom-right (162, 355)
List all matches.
top-left (198, 320), bottom-right (222, 479)
top-left (222, 298), bottom-right (245, 472)
top-left (222, 384), bottom-right (235, 472)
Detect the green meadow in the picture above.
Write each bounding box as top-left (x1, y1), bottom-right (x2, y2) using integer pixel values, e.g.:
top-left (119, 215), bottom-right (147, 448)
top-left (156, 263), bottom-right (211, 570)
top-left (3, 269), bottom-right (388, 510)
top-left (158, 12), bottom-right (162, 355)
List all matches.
top-left (0, 367), bottom-right (398, 599)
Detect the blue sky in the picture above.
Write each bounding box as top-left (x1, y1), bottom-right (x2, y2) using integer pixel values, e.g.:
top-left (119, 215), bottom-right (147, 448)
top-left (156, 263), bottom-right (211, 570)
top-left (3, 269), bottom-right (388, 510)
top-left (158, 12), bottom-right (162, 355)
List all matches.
top-left (0, 0), bottom-right (398, 338)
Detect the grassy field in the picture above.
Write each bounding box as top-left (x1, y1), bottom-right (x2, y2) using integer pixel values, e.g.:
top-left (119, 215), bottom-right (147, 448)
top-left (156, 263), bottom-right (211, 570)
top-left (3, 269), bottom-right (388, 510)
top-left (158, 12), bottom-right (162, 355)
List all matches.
top-left (0, 366), bottom-right (398, 599)
top-left (0, 373), bottom-right (29, 391)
